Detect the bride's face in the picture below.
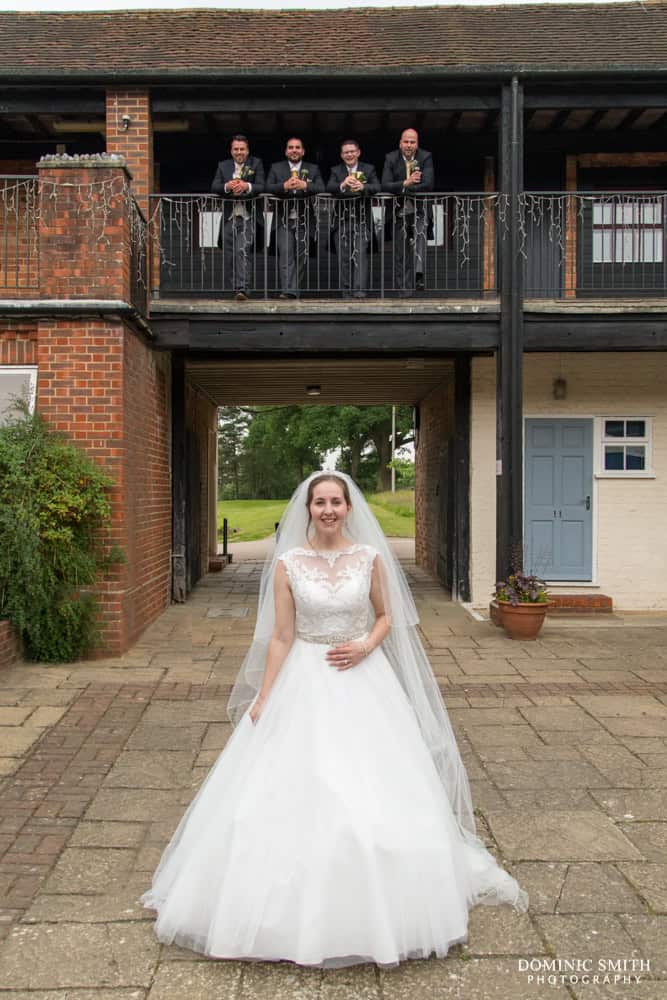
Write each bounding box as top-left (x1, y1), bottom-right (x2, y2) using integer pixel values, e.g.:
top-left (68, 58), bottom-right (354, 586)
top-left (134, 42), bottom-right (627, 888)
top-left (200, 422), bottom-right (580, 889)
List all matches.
top-left (309, 481), bottom-right (351, 540)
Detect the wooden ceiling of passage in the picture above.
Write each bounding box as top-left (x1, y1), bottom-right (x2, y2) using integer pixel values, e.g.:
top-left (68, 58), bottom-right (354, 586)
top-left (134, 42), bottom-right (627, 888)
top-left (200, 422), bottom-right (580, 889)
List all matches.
top-left (186, 357), bottom-right (453, 406)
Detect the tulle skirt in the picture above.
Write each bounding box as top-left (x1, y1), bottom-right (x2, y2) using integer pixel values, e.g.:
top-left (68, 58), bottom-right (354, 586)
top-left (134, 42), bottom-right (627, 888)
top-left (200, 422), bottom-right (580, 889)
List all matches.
top-left (140, 637), bottom-right (527, 968)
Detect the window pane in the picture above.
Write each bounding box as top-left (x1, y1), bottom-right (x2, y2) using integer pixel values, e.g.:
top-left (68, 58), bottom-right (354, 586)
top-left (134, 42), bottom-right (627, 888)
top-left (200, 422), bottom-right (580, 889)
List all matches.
top-left (604, 446), bottom-right (624, 470)
top-left (641, 229), bottom-right (664, 263)
top-left (625, 420), bottom-right (646, 438)
top-left (604, 420), bottom-right (625, 438)
top-left (626, 446), bottom-right (646, 470)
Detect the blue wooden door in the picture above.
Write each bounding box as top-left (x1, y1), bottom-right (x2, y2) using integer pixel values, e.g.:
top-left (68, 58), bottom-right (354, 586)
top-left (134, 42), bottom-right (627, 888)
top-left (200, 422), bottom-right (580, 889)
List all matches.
top-left (524, 419), bottom-right (593, 581)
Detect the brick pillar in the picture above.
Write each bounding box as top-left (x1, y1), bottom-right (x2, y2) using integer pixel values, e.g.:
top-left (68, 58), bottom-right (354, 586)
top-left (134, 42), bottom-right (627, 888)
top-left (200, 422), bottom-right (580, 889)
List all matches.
top-left (38, 153), bottom-right (132, 302)
top-left (34, 154), bottom-right (171, 655)
top-left (105, 89), bottom-right (153, 218)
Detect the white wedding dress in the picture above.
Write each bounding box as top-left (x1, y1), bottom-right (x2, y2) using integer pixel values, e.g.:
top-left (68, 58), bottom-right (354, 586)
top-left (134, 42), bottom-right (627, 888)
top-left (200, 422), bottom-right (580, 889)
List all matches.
top-left (140, 544), bottom-right (527, 968)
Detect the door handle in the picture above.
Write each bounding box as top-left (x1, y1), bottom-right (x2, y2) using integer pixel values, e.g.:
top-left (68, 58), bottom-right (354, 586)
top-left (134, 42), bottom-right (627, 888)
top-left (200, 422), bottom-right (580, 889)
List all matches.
top-left (585, 495), bottom-right (591, 511)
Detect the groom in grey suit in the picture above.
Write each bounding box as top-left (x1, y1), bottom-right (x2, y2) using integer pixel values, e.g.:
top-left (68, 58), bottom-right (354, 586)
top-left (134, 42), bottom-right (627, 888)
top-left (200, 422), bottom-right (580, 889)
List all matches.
top-left (327, 140), bottom-right (380, 298)
top-left (211, 134), bottom-right (265, 300)
top-left (266, 137), bottom-right (324, 298)
top-left (381, 128), bottom-right (434, 296)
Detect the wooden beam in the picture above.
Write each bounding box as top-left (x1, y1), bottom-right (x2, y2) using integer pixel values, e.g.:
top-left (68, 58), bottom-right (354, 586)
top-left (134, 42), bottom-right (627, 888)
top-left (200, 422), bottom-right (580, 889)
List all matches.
top-left (482, 156), bottom-right (496, 296)
top-left (450, 355), bottom-right (471, 601)
top-left (586, 108), bottom-right (609, 131)
top-left (621, 108), bottom-right (647, 131)
top-left (550, 109), bottom-right (572, 131)
top-left (496, 77), bottom-right (525, 581)
top-left (153, 95), bottom-right (501, 113)
top-left (524, 316), bottom-right (667, 350)
top-left (150, 316), bottom-right (500, 353)
top-left (524, 93), bottom-right (667, 110)
top-left (564, 155), bottom-right (578, 299)
top-left (576, 151), bottom-right (667, 168)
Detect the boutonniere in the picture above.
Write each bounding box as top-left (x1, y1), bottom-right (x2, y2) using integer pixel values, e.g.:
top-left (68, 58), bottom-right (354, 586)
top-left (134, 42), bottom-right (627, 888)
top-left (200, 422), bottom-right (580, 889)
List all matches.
top-left (239, 165), bottom-right (255, 180)
top-left (300, 168), bottom-right (310, 180)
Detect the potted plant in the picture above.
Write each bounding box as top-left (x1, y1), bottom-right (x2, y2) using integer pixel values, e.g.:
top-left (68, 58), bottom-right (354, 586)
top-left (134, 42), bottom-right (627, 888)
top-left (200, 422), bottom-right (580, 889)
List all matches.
top-left (493, 571), bottom-right (550, 641)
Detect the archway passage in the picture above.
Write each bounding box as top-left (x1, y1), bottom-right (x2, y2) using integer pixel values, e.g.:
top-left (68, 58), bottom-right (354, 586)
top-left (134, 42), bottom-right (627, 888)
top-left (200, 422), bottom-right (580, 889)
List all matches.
top-left (176, 353), bottom-right (472, 605)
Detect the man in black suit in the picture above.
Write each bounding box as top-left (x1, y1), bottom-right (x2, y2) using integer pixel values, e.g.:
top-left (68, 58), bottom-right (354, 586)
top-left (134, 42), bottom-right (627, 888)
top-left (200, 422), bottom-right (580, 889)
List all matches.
top-left (327, 139), bottom-right (380, 298)
top-left (266, 137), bottom-right (324, 298)
top-left (381, 128), bottom-right (434, 296)
top-left (211, 134), bottom-right (265, 301)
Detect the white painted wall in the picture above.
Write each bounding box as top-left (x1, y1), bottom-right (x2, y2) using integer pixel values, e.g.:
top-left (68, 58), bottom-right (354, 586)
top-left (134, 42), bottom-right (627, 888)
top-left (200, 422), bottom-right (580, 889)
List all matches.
top-left (470, 352), bottom-right (667, 610)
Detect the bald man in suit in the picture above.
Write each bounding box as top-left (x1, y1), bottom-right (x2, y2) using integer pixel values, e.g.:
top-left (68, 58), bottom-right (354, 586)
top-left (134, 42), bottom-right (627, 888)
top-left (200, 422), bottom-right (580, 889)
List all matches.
top-left (381, 128), bottom-right (434, 297)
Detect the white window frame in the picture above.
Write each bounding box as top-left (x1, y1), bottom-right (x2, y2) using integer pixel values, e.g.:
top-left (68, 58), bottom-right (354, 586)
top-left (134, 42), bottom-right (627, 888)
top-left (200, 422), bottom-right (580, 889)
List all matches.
top-left (595, 415), bottom-right (655, 479)
top-left (592, 199), bottom-right (664, 265)
top-left (0, 365), bottom-right (38, 424)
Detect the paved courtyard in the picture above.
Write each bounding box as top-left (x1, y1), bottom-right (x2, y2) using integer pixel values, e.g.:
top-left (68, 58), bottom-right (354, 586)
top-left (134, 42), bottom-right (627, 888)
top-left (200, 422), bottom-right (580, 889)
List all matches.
top-left (0, 552), bottom-right (666, 999)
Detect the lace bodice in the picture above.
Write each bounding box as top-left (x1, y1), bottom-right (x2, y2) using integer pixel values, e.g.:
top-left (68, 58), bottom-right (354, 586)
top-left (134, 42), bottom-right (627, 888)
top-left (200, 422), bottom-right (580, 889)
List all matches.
top-left (279, 544), bottom-right (378, 643)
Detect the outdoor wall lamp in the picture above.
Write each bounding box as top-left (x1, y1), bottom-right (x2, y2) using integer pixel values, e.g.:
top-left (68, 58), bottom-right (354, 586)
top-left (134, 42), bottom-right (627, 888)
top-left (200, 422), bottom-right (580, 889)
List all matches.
top-left (306, 385), bottom-right (321, 397)
top-left (553, 377), bottom-right (567, 400)
top-left (121, 114), bottom-right (132, 131)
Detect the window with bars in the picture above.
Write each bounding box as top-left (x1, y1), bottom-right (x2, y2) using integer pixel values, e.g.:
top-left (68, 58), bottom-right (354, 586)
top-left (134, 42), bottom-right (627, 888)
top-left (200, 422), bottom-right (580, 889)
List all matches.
top-left (600, 418), bottom-right (651, 475)
top-left (592, 200), bottom-right (664, 264)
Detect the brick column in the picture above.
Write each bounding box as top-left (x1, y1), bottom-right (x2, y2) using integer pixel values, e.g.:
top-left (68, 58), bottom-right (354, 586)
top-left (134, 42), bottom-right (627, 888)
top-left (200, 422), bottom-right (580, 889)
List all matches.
top-left (34, 154), bottom-right (171, 655)
top-left (38, 153), bottom-right (132, 302)
top-left (105, 89), bottom-right (153, 218)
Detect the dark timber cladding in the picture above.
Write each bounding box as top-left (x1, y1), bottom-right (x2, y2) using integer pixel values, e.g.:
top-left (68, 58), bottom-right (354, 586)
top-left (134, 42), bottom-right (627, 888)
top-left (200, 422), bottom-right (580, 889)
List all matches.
top-left (171, 355), bottom-right (187, 603)
top-left (450, 356), bottom-right (471, 602)
top-left (497, 77), bottom-right (524, 581)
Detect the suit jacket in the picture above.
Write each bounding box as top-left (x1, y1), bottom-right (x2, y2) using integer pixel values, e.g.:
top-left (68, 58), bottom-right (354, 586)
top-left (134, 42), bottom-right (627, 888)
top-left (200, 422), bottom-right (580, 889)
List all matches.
top-left (326, 161), bottom-right (381, 198)
top-left (381, 148), bottom-right (434, 195)
top-left (211, 156), bottom-right (265, 220)
top-left (266, 160), bottom-right (325, 200)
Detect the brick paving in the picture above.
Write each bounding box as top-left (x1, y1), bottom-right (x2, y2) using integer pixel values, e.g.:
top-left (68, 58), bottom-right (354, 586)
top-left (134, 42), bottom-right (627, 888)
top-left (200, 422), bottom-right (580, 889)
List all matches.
top-left (0, 556), bottom-right (666, 997)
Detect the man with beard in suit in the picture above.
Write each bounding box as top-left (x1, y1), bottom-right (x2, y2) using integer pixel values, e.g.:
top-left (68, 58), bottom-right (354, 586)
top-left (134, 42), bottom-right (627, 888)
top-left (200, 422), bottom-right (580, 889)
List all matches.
top-left (381, 128), bottom-right (434, 297)
top-left (211, 134), bottom-right (265, 301)
top-left (266, 137), bottom-right (324, 299)
top-left (327, 139), bottom-right (380, 298)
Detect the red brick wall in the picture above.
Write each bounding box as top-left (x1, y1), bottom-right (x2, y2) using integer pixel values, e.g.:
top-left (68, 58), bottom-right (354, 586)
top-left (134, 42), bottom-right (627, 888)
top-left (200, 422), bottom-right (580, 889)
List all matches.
top-left (38, 161), bottom-right (130, 302)
top-left (122, 331), bottom-right (172, 646)
top-left (187, 384), bottom-right (218, 580)
top-left (105, 89), bottom-right (153, 218)
top-left (0, 620), bottom-right (22, 670)
top-left (0, 322), bottom-right (38, 364)
top-left (415, 383), bottom-right (452, 578)
top-left (35, 317), bottom-right (172, 654)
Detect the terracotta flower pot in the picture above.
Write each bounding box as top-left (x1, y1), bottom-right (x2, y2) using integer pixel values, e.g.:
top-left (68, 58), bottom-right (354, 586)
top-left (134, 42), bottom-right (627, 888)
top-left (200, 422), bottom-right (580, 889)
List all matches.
top-left (497, 601), bottom-right (548, 641)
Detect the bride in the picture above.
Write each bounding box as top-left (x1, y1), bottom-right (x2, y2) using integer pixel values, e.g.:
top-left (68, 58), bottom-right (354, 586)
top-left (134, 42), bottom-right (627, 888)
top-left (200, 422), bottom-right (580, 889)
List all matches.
top-left (140, 471), bottom-right (528, 968)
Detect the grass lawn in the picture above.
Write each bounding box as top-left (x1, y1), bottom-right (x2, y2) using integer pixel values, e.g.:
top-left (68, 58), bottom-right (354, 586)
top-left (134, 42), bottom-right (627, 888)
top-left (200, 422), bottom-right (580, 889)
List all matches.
top-left (218, 490), bottom-right (415, 542)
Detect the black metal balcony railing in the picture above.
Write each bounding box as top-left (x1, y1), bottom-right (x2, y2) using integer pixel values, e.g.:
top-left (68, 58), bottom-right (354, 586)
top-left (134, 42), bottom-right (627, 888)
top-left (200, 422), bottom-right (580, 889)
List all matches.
top-left (522, 191), bottom-right (667, 299)
top-left (149, 193), bottom-right (499, 300)
top-left (0, 177), bottom-right (39, 290)
top-left (128, 194), bottom-right (148, 316)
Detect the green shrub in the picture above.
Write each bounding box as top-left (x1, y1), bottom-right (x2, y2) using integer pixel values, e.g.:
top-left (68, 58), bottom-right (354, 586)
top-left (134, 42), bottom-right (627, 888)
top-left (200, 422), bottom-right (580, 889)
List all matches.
top-left (0, 407), bottom-right (121, 661)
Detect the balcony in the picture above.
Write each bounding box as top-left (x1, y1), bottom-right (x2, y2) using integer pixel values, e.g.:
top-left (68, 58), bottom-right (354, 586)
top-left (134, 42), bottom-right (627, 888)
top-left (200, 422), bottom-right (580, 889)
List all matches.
top-left (149, 193), bottom-right (498, 301)
top-left (3, 182), bottom-right (667, 313)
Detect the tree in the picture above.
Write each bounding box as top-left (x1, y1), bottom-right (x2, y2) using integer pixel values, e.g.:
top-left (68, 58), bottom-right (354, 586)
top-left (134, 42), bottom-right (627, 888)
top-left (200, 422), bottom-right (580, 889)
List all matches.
top-left (217, 407), bottom-right (250, 499)
top-left (215, 404), bottom-right (415, 498)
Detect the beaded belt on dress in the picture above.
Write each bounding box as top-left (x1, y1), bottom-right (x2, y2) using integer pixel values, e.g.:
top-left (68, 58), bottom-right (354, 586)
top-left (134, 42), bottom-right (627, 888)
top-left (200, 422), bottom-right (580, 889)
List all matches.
top-left (297, 630), bottom-right (367, 645)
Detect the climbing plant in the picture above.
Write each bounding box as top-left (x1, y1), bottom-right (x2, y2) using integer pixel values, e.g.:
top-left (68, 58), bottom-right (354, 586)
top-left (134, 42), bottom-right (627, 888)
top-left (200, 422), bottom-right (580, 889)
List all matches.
top-left (0, 406), bottom-right (122, 661)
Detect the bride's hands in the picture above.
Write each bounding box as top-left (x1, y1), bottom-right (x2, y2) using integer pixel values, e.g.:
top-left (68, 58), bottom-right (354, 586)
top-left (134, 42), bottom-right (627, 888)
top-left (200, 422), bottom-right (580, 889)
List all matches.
top-left (249, 695), bottom-right (265, 724)
top-left (326, 640), bottom-right (369, 671)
